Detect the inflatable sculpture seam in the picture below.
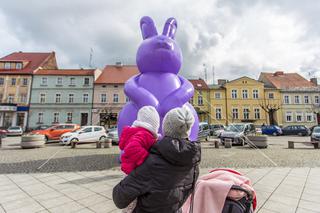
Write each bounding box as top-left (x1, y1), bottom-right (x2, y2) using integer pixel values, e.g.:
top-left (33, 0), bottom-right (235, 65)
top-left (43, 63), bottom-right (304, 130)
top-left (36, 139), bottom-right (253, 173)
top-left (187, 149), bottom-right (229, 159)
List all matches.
top-left (118, 16), bottom-right (199, 141)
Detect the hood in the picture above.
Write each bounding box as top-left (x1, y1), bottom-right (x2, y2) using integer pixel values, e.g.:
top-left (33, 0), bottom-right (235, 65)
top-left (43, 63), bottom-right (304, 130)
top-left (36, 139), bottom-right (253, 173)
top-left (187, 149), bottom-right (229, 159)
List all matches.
top-left (312, 132), bottom-right (320, 136)
top-left (151, 136), bottom-right (201, 167)
top-left (119, 126), bottom-right (153, 150)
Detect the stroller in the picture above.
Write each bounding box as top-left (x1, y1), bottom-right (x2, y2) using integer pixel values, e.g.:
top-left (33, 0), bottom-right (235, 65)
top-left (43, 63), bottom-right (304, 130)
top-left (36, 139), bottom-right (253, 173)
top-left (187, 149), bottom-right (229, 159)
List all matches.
top-left (182, 168), bottom-right (257, 213)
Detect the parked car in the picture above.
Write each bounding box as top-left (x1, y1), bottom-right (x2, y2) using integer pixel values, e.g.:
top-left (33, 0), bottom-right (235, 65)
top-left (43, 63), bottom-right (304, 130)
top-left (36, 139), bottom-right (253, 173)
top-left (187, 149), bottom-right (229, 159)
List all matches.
top-left (107, 128), bottom-right (119, 144)
top-left (261, 125), bottom-right (282, 136)
top-left (311, 126), bottom-right (320, 142)
top-left (209, 124), bottom-right (225, 137)
top-left (220, 123), bottom-right (256, 145)
top-left (281, 125), bottom-right (311, 136)
top-left (31, 124), bottom-right (80, 142)
top-left (198, 122), bottom-right (210, 141)
top-left (7, 126), bottom-right (23, 136)
top-left (0, 128), bottom-right (7, 138)
top-left (60, 126), bottom-right (108, 145)
top-left (33, 125), bottom-right (51, 131)
top-left (310, 125), bottom-right (320, 133)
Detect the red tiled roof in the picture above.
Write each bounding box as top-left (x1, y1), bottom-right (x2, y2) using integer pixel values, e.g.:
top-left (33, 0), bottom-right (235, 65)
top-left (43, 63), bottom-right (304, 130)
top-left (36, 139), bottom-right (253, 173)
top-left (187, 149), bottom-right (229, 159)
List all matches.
top-left (0, 52), bottom-right (55, 74)
top-left (259, 71), bottom-right (316, 89)
top-left (95, 65), bottom-right (139, 84)
top-left (188, 79), bottom-right (210, 90)
top-left (35, 69), bottom-right (95, 76)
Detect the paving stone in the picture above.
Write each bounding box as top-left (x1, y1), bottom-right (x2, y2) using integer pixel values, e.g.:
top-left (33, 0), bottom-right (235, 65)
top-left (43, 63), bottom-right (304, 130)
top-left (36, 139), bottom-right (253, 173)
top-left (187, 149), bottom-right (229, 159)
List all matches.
top-left (39, 195), bottom-right (73, 209)
top-left (32, 191), bottom-right (64, 202)
top-left (2, 197), bottom-right (40, 211)
top-left (77, 194), bottom-right (109, 207)
top-left (300, 191), bottom-right (320, 204)
top-left (20, 183), bottom-right (55, 196)
top-left (263, 200), bottom-right (297, 213)
top-left (298, 199), bottom-right (320, 212)
top-left (88, 200), bottom-right (117, 213)
top-left (296, 207), bottom-right (319, 213)
top-left (0, 192), bottom-right (29, 204)
top-left (48, 201), bottom-right (85, 213)
top-left (257, 208), bottom-right (278, 213)
top-left (5, 202), bottom-right (44, 213)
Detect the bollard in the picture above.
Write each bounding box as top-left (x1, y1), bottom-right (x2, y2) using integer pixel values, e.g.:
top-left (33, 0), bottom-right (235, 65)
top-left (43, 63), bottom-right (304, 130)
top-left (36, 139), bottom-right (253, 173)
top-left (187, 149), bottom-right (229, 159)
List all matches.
top-left (214, 140), bottom-right (219, 149)
top-left (96, 141), bottom-right (102, 148)
top-left (224, 139), bottom-right (232, 148)
top-left (104, 138), bottom-right (112, 148)
top-left (71, 141), bottom-right (76, 148)
top-left (0, 136), bottom-right (2, 148)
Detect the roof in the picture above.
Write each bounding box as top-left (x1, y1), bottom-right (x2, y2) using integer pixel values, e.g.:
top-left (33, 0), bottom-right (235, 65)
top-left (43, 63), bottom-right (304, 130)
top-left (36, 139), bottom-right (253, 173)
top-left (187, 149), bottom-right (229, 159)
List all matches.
top-left (35, 69), bottom-right (95, 76)
top-left (259, 71), bottom-right (316, 89)
top-left (95, 65), bottom-right (139, 84)
top-left (188, 79), bottom-right (210, 90)
top-left (0, 52), bottom-right (56, 74)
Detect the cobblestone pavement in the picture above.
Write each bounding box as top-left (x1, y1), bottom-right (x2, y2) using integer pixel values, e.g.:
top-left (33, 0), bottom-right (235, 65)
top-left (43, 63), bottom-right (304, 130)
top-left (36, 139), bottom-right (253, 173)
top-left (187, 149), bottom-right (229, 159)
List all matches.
top-left (1, 136), bottom-right (320, 173)
top-left (0, 167), bottom-right (320, 213)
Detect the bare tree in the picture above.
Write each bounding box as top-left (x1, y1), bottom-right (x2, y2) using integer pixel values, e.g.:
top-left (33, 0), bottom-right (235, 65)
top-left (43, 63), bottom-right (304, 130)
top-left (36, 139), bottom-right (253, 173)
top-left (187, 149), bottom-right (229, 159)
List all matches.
top-left (98, 106), bottom-right (117, 128)
top-left (259, 99), bottom-right (281, 125)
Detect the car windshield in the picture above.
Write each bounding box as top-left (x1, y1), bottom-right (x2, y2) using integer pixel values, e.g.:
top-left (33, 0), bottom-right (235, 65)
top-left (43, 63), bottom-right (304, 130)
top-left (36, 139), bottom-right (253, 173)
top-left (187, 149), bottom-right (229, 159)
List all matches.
top-left (225, 124), bottom-right (245, 132)
top-left (314, 127), bottom-right (320, 133)
top-left (8, 127), bottom-right (20, 130)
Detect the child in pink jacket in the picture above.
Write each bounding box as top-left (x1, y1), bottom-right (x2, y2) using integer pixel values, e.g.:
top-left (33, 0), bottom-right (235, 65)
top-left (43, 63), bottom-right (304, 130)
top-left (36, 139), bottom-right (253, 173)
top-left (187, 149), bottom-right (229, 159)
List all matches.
top-left (118, 106), bottom-right (160, 212)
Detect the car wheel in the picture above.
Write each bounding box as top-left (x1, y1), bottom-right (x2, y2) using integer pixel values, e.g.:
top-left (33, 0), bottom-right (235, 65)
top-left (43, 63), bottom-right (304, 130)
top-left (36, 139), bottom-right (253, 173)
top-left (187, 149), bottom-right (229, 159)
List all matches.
top-left (272, 132), bottom-right (277, 136)
top-left (44, 136), bottom-right (49, 143)
top-left (298, 132), bottom-right (302, 136)
top-left (70, 138), bottom-right (79, 144)
top-left (99, 136), bottom-right (107, 142)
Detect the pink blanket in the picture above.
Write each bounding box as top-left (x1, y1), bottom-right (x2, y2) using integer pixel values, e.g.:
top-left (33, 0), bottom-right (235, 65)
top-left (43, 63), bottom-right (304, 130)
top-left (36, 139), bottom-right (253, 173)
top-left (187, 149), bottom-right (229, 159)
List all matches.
top-left (182, 169), bottom-right (256, 213)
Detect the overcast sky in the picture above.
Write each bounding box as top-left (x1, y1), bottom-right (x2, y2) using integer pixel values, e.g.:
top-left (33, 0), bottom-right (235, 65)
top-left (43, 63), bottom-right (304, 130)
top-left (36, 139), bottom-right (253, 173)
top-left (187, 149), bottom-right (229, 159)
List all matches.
top-left (1, 0), bottom-right (320, 83)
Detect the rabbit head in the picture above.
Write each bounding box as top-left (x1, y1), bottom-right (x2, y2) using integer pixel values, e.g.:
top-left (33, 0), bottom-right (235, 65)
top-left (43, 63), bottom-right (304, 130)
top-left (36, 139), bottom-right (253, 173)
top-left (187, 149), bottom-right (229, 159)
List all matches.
top-left (136, 16), bottom-right (182, 74)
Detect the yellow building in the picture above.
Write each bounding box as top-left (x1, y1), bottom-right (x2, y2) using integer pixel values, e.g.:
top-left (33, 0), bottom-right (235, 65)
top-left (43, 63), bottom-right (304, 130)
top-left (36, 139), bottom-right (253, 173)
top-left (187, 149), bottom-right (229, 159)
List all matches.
top-left (189, 79), bottom-right (210, 122)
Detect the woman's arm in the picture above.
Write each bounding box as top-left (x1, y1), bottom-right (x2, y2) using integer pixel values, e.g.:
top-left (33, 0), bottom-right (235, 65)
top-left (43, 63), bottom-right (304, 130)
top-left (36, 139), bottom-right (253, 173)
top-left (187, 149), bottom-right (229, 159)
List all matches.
top-left (113, 160), bottom-right (152, 209)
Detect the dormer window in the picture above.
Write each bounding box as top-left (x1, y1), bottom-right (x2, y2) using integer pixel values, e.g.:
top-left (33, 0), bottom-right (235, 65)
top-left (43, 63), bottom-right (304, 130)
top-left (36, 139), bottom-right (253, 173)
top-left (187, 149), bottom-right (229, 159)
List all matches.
top-left (15, 63), bottom-right (22, 69)
top-left (4, 62), bottom-right (11, 69)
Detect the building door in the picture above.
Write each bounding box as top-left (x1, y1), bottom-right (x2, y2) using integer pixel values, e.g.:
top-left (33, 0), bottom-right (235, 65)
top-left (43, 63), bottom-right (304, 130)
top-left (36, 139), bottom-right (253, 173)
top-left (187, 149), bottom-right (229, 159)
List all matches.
top-left (81, 113), bottom-right (88, 126)
top-left (317, 113), bottom-right (320, 125)
top-left (17, 113), bottom-right (25, 127)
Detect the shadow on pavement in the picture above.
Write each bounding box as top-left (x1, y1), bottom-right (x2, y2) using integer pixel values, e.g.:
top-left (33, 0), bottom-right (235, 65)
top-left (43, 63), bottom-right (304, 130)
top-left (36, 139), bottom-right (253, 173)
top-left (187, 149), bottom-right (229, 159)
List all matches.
top-left (0, 153), bottom-right (120, 174)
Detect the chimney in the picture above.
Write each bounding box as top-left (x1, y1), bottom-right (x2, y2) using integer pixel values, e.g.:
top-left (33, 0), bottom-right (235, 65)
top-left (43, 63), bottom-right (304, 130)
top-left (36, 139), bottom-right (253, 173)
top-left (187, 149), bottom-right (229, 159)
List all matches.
top-left (274, 71), bottom-right (284, 76)
top-left (218, 79), bottom-right (227, 85)
top-left (310, 77), bottom-right (318, 86)
top-left (115, 62), bottom-right (123, 67)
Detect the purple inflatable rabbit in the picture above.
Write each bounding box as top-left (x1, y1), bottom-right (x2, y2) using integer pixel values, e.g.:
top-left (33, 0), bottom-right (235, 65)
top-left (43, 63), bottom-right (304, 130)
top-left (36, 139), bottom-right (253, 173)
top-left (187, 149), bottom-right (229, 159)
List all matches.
top-left (117, 16), bottom-right (199, 141)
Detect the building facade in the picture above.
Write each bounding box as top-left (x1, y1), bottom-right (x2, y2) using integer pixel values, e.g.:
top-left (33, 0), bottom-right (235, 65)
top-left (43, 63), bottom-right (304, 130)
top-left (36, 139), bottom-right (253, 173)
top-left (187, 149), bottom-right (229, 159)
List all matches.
top-left (0, 52), bottom-right (57, 129)
top-left (92, 65), bottom-right (139, 127)
top-left (189, 79), bottom-right (210, 122)
top-left (28, 69), bottom-right (98, 128)
top-left (259, 71), bottom-right (319, 127)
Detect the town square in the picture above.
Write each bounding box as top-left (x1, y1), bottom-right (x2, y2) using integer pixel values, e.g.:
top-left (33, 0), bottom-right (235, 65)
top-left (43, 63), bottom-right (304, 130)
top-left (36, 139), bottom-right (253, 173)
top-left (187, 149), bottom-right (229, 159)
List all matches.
top-left (1, 0), bottom-right (320, 212)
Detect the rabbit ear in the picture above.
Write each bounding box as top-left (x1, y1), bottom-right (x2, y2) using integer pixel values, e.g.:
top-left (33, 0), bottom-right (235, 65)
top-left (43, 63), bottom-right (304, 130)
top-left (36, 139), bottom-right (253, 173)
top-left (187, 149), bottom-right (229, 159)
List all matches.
top-left (140, 16), bottom-right (158, 40)
top-left (162, 17), bottom-right (177, 39)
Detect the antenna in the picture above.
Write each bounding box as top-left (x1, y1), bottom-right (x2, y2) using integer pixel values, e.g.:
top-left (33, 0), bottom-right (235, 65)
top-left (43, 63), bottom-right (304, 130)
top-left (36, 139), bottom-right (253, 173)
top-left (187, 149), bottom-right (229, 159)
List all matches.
top-left (89, 48), bottom-right (93, 68)
top-left (203, 63), bottom-right (207, 82)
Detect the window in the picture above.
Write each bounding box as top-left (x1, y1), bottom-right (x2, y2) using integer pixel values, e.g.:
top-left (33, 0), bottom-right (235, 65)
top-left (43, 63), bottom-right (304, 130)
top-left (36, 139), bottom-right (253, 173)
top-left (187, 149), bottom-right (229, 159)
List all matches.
top-left (268, 93), bottom-right (274, 99)
top-left (68, 94), bottom-right (74, 103)
top-left (11, 78), bottom-right (16, 86)
top-left (84, 78), bottom-right (90, 86)
top-left (100, 94), bottom-right (107, 103)
top-left (15, 63), bottom-right (22, 69)
top-left (294, 96), bottom-right (300, 104)
top-left (284, 95), bottom-right (290, 104)
top-left (126, 96), bottom-right (130, 102)
top-left (41, 77), bottom-right (47, 85)
top-left (40, 93), bottom-right (46, 103)
top-left (198, 95), bottom-right (203, 105)
top-left (113, 94), bottom-right (119, 103)
top-left (20, 94), bottom-right (27, 103)
top-left (38, 113), bottom-right (44, 124)
top-left (56, 77), bottom-right (63, 85)
top-left (53, 112), bottom-right (59, 123)
top-left (4, 62), bottom-right (10, 69)
top-left (232, 108), bottom-right (238, 119)
top-left (315, 96), bottom-right (319, 104)
top-left (55, 94), bottom-right (61, 103)
top-left (304, 96), bottom-right (309, 104)
top-left (215, 92), bottom-right (221, 99)
top-left (296, 112), bottom-right (303, 122)
top-left (254, 108), bottom-right (260, 119)
top-left (231, 90), bottom-right (237, 99)
top-left (253, 90), bottom-right (259, 99)
top-left (286, 112), bottom-right (293, 122)
top-left (8, 95), bottom-right (14, 103)
top-left (82, 127), bottom-right (93, 133)
top-left (243, 108), bottom-right (250, 119)
top-left (22, 78), bottom-right (28, 86)
top-left (306, 113), bottom-right (313, 122)
top-left (70, 77), bottom-right (75, 86)
top-left (242, 90), bottom-right (248, 99)
top-left (83, 94), bottom-right (89, 103)
top-left (94, 127), bottom-right (103, 131)
top-left (67, 112), bottom-right (72, 123)
top-left (0, 78), bottom-right (4, 86)
top-left (215, 108), bottom-right (222, 120)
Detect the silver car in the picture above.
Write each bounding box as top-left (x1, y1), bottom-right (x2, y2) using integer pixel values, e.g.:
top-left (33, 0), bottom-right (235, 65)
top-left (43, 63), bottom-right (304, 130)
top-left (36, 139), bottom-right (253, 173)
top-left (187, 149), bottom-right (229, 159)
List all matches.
top-left (311, 127), bottom-right (320, 142)
top-left (220, 123), bottom-right (256, 145)
top-left (107, 128), bottom-right (119, 144)
top-left (7, 126), bottom-right (23, 136)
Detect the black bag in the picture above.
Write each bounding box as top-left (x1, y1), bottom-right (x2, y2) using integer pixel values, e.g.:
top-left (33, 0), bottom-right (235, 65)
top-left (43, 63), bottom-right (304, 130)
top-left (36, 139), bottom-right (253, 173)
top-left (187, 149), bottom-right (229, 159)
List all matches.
top-left (221, 185), bottom-right (253, 213)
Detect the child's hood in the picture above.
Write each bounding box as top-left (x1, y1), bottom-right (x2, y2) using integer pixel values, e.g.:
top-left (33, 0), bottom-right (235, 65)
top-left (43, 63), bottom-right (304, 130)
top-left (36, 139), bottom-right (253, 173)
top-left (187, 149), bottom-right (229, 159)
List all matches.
top-left (119, 126), bottom-right (155, 150)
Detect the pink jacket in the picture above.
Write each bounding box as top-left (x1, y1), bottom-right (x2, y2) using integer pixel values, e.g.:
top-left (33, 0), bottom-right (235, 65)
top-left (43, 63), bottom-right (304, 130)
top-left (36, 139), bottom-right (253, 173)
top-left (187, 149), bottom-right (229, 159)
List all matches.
top-left (182, 169), bottom-right (256, 213)
top-left (119, 126), bottom-right (157, 174)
